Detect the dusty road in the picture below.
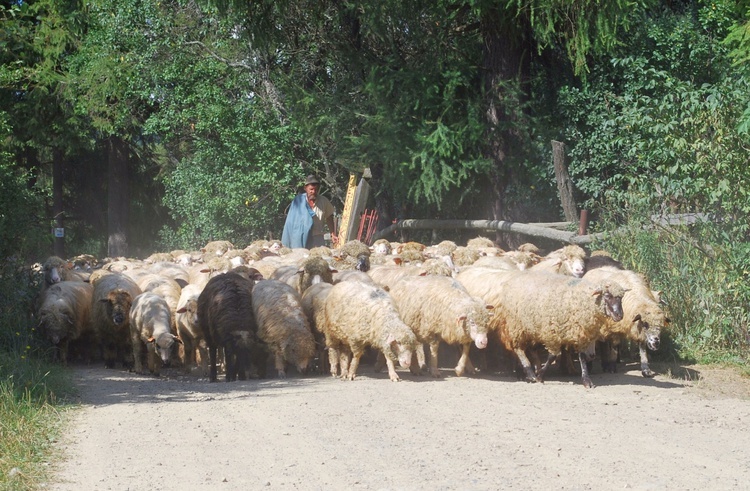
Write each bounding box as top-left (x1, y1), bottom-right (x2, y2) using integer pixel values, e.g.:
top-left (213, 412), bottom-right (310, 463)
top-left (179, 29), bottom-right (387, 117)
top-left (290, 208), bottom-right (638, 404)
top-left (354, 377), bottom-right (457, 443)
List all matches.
top-left (49, 362), bottom-right (750, 490)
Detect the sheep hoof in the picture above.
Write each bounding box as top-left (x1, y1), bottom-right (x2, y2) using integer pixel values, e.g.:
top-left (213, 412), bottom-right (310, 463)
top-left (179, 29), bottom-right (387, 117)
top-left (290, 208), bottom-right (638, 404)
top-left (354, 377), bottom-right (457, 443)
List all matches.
top-left (641, 369), bottom-right (656, 378)
top-left (582, 377), bottom-right (595, 389)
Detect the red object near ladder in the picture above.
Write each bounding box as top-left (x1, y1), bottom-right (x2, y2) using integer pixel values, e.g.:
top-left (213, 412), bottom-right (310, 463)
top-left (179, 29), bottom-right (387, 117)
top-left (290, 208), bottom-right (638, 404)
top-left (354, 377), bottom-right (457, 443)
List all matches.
top-left (357, 209), bottom-right (379, 245)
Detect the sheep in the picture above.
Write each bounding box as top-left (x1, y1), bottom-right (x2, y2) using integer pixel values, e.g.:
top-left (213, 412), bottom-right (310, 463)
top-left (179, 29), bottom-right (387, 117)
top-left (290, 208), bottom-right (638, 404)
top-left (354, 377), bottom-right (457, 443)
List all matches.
top-left (252, 279), bottom-right (317, 378)
top-left (322, 281), bottom-right (418, 381)
top-left (201, 240), bottom-right (234, 259)
top-left (197, 270), bottom-right (265, 382)
top-left (585, 250), bottom-right (625, 271)
top-left (147, 261), bottom-right (190, 288)
top-left (39, 256), bottom-right (88, 300)
top-left (367, 261), bottom-right (453, 291)
top-left (456, 268), bottom-right (626, 388)
top-left (300, 282), bottom-right (335, 374)
top-left (129, 292), bottom-right (182, 376)
top-left (451, 246), bottom-right (481, 267)
top-left (583, 266), bottom-right (668, 377)
top-left (371, 239), bottom-right (392, 255)
top-left (530, 244), bottom-right (587, 278)
top-left (91, 273), bottom-right (143, 369)
top-left (175, 283), bottom-right (207, 374)
top-left (272, 256), bottom-right (336, 295)
top-left (36, 281), bottom-right (94, 365)
top-left (332, 270), bottom-right (377, 286)
top-left (389, 275), bottom-right (492, 377)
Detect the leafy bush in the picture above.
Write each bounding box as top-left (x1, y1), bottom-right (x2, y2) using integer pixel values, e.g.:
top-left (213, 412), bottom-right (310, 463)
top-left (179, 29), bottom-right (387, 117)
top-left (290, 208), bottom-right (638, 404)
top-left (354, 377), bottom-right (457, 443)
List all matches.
top-left (594, 203), bottom-right (750, 364)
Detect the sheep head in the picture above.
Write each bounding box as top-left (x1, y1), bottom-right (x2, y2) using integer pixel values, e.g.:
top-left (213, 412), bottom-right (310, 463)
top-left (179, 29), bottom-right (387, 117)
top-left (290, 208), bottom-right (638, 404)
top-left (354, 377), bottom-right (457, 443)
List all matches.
top-left (592, 282), bottom-right (626, 322)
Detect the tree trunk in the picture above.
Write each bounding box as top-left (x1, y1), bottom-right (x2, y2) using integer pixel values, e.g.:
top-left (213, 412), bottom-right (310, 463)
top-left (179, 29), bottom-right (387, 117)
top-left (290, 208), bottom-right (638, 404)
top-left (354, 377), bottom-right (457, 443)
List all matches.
top-left (53, 147), bottom-right (65, 258)
top-left (480, 8), bottom-right (531, 246)
top-left (107, 136), bottom-right (129, 258)
top-left (551, 140), bottom-right (578, 222)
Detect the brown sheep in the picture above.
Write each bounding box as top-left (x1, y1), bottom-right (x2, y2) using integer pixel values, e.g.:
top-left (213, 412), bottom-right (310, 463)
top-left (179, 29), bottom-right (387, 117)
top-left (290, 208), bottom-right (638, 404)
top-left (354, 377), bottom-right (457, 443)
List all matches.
top-left (91, 273), bottom-right (143, 369)
top-left (37, 281), bottom-right (94, 365)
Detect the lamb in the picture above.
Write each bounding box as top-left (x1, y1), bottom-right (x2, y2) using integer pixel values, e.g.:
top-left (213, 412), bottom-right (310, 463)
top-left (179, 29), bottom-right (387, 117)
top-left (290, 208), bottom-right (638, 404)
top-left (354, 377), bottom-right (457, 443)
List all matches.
top-left (457, 268), bottom-right (626, 388)
top-left (197, 270), bottom-right (264, 382)
top-left (129, 292), bottom-right (182, 376)
top-left (322, 281), bottom-right (418, 381)
top-left (175, 283), bottom-right (207, 374)
top-left (583, 266), bottom-right (668, 377)
top-left (36, 281), bottom-right (94, 365)
top-left (252, 279), bottom-right (317, 378)
top-left (389, 275), bottom-right (492, 377)
top-left (530, 244), bottom-right (587, 278)
top-left (91, 273), bottom-right (143, 369)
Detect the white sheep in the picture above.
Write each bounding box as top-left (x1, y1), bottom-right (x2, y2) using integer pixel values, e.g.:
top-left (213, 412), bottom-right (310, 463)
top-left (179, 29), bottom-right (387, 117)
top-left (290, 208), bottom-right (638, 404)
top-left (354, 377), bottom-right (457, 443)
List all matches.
top-left (175, 283), bottom-right (207, 375)
top-left (129, 292), bottom-right (182, 376)
top-left (300, 281), bottom-right (335, 374)
top-left (388, 275), bottom-right (492, 377)
top-left (252, 279), bottom-right (317, 378)
top-left (322, 281), bottom-right (418, 381)
top-left (583, 266), bottom-right (668, 377)
top-left (457, 268), bottom-right (626, 388)
top-left (530, 244), bottom-right (587, 278)
top-left (37, 281), bottom-right (94, 365)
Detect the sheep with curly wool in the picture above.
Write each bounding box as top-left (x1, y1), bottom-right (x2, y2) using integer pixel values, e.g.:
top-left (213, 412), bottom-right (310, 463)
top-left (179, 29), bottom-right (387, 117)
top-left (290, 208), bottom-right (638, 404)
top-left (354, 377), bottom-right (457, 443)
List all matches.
top-left (129, 292), bottom-right (182, 376)
top-left (583, 266), bottom-right (668, 377)
top-left (37, 281), bottom-right (94, 365)
top-left (456, 268), bottom-right (626, 388)
top-left (389, 275), bottom-right (492, 377)
top-left (322, 281), bottom-right (418, 381)
top-left (252, 279), bottom-right (316, 378)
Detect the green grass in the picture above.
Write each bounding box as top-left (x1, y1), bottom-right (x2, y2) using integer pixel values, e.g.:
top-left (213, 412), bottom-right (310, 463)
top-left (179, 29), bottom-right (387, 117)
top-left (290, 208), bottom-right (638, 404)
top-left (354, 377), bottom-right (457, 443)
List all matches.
top-left (0, 352), bottom-right (75, 491)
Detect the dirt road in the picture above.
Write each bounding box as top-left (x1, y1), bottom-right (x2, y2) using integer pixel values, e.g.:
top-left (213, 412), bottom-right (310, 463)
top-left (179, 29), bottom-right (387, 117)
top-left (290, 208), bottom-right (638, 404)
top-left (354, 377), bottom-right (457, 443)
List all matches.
top-left (49, 362), bottom-right (750, 490)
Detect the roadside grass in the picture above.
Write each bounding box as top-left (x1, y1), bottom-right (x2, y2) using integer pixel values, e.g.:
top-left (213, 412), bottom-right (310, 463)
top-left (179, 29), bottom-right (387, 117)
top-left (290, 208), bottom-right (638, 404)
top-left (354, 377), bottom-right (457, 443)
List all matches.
top-left (0, 351), bottom-right (75, 491)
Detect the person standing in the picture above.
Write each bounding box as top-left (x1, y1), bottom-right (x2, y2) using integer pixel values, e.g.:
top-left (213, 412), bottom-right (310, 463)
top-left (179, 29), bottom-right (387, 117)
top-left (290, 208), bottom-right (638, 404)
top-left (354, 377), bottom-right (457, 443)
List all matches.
top-left (281, 175), bottom-right (339, 248)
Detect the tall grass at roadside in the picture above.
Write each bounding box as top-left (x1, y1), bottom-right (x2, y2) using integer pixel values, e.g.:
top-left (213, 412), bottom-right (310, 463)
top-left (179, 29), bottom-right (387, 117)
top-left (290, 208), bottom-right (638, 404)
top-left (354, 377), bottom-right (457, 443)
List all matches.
top-left (0, 263), bottom-right (75, 491)
top-left (594, 208), bottom-right (750, 365)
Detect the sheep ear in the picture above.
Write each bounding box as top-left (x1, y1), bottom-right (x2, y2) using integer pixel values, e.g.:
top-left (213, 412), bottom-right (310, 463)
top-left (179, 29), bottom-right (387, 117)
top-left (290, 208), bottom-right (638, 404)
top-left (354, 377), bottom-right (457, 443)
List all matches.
top-left (174, 335), bottom-right (183, 345)
top-left (393, 257), bottom-right (403, 266)
top-left (386, 333), bottom-right (396, 345)
top-left (632, 314), bottom-right (642, 323)
top-left (176, 306), bottom-right (187, 314)
top-left (591, 287), bottom-right (603, 297)
top-left (329, 268), bottom-right (338, 274)
top-left (147, 336), bottom-right (156, 343)
top-left (485, 305), bottom-right (494, 311)
top-left (456, 315), bottom-right (466, 328)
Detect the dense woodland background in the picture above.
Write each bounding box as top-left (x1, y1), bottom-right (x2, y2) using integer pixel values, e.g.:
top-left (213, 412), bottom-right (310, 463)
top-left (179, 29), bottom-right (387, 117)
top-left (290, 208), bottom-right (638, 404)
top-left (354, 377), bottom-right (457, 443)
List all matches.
top-left (2, 0), bottom-right (750, 362)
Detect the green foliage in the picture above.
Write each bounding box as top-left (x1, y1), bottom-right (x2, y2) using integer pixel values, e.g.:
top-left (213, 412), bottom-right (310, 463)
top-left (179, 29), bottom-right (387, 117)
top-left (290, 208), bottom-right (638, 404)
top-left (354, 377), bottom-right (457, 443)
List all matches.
top-left (595, 203), bottom-right (749, 364)
top-left (0, 113), bottom-right (48, 263)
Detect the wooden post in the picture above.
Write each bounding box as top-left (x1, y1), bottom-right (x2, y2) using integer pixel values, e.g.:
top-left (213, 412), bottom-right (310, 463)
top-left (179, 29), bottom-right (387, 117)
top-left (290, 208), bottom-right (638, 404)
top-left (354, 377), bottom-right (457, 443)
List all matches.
top-left (551, 140), bottom-right (578, 223)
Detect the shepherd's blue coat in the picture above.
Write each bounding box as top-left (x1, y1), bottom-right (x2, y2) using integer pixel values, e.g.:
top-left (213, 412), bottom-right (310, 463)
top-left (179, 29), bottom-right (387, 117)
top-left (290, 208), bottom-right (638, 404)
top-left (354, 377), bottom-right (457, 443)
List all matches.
top-left (281, 194), bottom-right (314, 248)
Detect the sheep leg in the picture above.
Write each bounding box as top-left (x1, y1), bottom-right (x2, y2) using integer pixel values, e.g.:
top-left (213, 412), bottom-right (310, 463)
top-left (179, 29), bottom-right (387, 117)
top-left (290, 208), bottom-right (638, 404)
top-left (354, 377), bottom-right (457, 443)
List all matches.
top-left (373, 351), bottom-right (385, 372)
top-left (59, 339), bottom-right (70, 366)
top-left (455, 342), bottom-right (474, 377)
top-left (346, 348), bottom-right (364, 381)
top-left (274, 350), bottom-right (287, 379)
top-left (327, 347), bottom-right (340, 377)
top-left (147, 344), bottom-right (160, 377)
top-left (208, 345), bottom-right (218, 382)
top-left (409, 350), bottom-right (423, 376)
top-left (339, 350), bottom-right (351, 380)
top-left (579, 351), bottom-right (595, 388)
top-left (427, 341), bottom-right (442, 378)
top-left (181, 336), bottom-right (195, 374)
top-left (382, 351), bottom-right (402, 382)
top-left (536, 351), bottom-right (559, 382)
top-left (131, 330), bottom-right (144, 375)
top-left (417, 343), bottom-right (427, 371)
top-left (639, 342), bottom-right (656, 378)
top-left (224, 345), bottom-right (237, 382)
top-left (514, 348), bottom-right (540, 383)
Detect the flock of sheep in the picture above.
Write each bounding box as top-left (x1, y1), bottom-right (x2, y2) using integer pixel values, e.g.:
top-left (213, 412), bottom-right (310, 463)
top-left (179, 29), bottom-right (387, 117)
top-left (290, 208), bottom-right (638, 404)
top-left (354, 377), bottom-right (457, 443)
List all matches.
top-left (34, 235), bottom-right (670, 388)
